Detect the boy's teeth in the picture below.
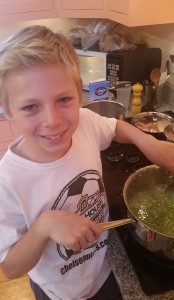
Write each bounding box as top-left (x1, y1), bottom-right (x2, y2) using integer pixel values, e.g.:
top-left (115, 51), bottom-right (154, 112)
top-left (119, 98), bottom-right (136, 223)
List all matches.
top-left (46, 134), bottom-right (60, 139)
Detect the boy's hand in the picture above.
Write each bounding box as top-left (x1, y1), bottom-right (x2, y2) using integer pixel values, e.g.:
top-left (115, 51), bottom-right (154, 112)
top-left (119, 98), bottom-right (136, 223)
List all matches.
top-left (39, 210), bottom-right (102, 252)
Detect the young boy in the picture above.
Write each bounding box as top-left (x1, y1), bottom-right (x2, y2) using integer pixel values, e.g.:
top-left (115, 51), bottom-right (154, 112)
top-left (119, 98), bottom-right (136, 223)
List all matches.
top-left (0, 25), bottom-right (173, 300)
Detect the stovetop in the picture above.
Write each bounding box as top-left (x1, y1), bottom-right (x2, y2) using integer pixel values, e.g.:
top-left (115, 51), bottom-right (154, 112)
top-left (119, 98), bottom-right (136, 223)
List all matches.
top-left (101, 111), bottom-right (174, 296)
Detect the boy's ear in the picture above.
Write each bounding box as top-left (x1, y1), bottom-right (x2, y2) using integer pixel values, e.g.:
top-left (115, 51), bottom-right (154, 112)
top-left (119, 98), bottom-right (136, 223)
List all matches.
top-left (0, 99), bottom-right (14, 121)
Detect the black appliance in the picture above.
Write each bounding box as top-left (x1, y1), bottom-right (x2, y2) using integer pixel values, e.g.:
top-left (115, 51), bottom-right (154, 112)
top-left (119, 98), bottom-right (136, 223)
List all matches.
top-left (106, 46), bottom-right (162, 87)
top-left (101, 111), bottom-right (174, 296)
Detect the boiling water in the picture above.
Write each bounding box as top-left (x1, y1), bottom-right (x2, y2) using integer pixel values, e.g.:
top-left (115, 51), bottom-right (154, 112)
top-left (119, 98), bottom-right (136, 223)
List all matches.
top-left (129, 184), bottom-right (174, 237)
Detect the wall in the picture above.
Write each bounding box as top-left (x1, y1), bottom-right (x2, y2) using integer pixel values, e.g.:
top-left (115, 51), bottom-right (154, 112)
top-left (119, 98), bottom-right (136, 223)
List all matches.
top-left (0, 18), bottom-right (174, 71)
top-left (0, 18), bottom-right (79, 41)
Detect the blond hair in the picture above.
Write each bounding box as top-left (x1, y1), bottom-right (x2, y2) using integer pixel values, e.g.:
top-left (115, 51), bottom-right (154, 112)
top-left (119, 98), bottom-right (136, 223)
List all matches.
top-left (0, 25), bottom-right (82, 102)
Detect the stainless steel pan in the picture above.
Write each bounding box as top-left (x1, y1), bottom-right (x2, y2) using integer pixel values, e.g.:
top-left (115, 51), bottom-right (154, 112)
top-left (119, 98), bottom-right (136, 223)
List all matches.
top-left (123, 165), bottom-right (174, 260)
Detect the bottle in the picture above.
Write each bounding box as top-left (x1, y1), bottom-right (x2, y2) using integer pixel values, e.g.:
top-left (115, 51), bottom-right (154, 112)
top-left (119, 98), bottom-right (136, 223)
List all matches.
top-left (131, 83), bottom-right (143, 115)
top-left (141, 81), bottom-right (155, 112)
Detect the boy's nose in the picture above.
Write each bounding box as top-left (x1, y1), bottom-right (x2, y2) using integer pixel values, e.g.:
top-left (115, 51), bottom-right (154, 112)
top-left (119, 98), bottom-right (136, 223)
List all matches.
top-left (43, 107), bottom-right (62, 127)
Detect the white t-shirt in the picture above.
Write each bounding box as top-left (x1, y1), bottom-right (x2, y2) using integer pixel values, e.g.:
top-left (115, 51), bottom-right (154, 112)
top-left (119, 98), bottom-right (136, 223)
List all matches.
top-left (0, 108), bottom-right (117, 300)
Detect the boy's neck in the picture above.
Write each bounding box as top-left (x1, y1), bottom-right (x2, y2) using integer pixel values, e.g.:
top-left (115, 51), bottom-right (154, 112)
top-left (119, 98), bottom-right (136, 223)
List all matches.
top-left (12, 137), bottom-right (72, 163)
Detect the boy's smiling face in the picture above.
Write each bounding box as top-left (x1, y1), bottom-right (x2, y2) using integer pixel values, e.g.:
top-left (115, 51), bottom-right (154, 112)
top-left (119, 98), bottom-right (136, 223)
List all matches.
top-left (4, 64), bottom-right (81, 162)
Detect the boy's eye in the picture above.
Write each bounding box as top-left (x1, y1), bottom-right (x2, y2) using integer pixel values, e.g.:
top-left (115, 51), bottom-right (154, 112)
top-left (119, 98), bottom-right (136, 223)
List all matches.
top-left (23, 104), bottom-right (38, 111)
top-left (58, 97), bottom-right (71, 104)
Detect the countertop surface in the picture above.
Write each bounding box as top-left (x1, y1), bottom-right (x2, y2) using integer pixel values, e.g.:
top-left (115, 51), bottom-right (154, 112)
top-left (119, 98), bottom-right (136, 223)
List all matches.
top-left (107, 229), bottom-right (174, 300)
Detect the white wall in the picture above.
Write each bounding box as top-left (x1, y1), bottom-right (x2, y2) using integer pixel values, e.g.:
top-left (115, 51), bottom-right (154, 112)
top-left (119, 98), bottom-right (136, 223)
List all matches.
top-left (0, 18), bottom-right (79, 41)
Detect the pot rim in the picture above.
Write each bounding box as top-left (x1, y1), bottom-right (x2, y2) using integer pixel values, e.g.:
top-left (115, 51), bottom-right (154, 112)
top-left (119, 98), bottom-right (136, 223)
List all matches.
top-left (83, 99), bottom-right (125, 108)
top-left (83, 100), bottom-right (126, 119)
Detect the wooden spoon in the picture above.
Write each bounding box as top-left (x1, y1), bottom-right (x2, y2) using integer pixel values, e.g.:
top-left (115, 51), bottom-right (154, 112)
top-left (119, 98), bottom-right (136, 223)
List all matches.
top-left (98, 218), bottom-right (135, 231)
top-left (150, 68), bottom-right (161, 88)
top-left (150, 68), bottom-right (161, 106)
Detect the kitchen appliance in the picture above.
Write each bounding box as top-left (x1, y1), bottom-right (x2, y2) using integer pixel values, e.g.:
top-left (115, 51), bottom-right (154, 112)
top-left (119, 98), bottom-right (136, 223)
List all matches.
top-left (76, 47), bottom-right (161, 90)
top-left (101, 111), bottom-right (174, 296)
top-left (106, 46), bottom-right (162, 87)
top-left (76, 48), bottom-right (107, 90)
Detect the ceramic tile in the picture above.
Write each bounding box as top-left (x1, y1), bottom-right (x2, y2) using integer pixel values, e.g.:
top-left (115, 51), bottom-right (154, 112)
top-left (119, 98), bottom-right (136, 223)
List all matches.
top-left (0, 276), bottom-right (35, 300)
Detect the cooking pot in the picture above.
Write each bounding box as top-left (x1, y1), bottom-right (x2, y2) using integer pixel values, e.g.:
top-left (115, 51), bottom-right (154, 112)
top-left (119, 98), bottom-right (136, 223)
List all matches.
top-left (123, 165), bottom-right (174, 260)
top-left (83, 100), bottom-right (125, 119)
top-left (131, 111), bottom-right (174, 139)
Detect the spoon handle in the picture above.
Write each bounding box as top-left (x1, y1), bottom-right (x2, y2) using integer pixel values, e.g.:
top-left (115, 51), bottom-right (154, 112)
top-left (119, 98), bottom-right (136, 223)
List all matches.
top-left (98, 218), bottom-right (135, 231)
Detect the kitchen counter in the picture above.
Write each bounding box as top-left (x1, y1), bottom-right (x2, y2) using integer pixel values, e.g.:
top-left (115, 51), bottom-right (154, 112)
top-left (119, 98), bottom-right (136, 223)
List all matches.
top-left (107, 229), bottom-right (174, 300)
top-left (81, 89), bottom-right (173, 117)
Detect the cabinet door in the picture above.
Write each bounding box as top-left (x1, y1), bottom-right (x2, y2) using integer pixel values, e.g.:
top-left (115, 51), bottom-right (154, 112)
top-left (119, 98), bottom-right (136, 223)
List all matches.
top-left (108, 0), bottom-right (174, 27)
top-left (61, 0), bottom-right (103, 10)
top-left (0, 120), bottom-right (21, 159)
top-left (0, 0), bottom-right (58, 23)
top-left (60, 0), bottom-right (106, 18)
top-left (0, 120), bottom-right (21, 140)
top-left (0, 120), bottom-right (12, 159)
top-left (0, 120), bottom-right (13, 139)
top-left (10, 121), bottom-right (21, 139)
top-left (108, 0), bottom-right (129, 14)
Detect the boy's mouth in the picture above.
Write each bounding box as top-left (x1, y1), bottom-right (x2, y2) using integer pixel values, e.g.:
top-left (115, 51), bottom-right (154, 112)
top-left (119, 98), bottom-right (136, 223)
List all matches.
top-left (40, 132), bottom-right (65, 140)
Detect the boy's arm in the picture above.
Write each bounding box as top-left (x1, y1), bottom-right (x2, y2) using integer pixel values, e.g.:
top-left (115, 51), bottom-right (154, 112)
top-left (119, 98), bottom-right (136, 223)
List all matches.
top-left (1, 210), bottom-right (101, 279)
top-left (114, 120), bottom-right (174, 172)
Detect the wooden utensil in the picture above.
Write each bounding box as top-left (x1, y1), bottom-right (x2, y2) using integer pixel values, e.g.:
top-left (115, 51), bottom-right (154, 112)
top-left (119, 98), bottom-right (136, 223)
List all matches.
top-left (150, 68), bottom-right (161, 106)
top-left (150, 68), bottom-right (161, 88)
top-left (98, 218), bottom-right (135, 231)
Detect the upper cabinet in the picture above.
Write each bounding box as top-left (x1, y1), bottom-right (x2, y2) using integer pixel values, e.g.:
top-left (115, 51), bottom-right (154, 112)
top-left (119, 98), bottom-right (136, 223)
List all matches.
top-left (0, 0), bottom-right (174, 27)
top-left (107, 0), bottom-right (174, 27)
top-left (0, 0), bottom-right (58, 23)
top-left (59, 0), bottom-right (107, 18)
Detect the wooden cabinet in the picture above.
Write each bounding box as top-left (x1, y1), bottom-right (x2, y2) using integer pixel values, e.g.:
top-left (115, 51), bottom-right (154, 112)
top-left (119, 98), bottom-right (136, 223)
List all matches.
top-left (0, 0), bottom-right (174, 29)
top-left (0, 0), bottom-right (58, 23)
top-left (60, 0), bottom-right (107, 18)
top-left (60, 0), bottom-right (174, 26)
top-left (107, 0), bottom-right (174, 27)
top-left (0, 119), bottom-right (21, 159)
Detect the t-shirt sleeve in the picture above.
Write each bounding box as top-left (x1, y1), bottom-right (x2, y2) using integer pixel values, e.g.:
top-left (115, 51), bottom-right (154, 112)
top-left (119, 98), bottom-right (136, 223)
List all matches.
top-left (79, 108), bottom-right (117, 151)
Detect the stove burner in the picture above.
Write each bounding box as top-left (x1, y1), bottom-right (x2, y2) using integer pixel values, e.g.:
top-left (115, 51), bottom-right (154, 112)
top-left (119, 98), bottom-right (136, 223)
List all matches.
top-left (125, 153), bottom-right (140, 164)
top-left (132, 162), bottom-right (148, 172)
top-left (107, 151), bottom-right (124, 162)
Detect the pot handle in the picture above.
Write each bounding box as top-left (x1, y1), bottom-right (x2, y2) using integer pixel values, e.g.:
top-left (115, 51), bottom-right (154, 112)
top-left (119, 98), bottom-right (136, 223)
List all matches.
top-left (134, 222), bottom-right (157, 242)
